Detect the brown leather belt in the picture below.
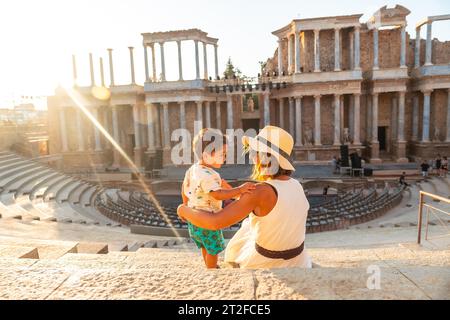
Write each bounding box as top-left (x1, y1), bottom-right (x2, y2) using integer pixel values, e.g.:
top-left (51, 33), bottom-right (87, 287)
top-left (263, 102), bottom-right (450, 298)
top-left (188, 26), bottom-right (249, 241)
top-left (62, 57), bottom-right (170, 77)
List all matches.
top-left (255, 242), bottom-right (304, 260)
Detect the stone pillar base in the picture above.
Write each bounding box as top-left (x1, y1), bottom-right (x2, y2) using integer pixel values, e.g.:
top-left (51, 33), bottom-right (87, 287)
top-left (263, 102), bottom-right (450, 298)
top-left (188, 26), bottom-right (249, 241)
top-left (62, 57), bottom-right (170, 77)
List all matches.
top-left (369, 142), bottom-right (381, 163)
top-left (409, 141), bottom-right (450, 161)
top-left (395, 141), bottom-right (408, 163)
top-left (162, 148), bottom-right (172, 167)
top-left (134, 147), bottom-right (144, 171)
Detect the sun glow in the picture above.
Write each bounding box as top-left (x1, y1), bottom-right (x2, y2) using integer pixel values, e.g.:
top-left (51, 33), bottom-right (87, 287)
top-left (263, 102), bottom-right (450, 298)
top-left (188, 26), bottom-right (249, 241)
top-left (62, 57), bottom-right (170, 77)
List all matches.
top-left (63, 86), bottom-right (185, 242)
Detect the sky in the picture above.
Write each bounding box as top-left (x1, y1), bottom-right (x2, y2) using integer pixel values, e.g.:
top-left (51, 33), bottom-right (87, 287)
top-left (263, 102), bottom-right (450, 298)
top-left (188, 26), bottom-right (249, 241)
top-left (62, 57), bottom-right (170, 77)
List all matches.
top-left (0, 0), bottom-right (449, 109)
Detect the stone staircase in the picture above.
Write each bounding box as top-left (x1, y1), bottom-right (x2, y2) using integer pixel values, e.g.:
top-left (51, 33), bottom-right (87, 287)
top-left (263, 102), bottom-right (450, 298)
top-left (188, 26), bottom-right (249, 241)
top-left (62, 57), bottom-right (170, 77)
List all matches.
top-left (0, 227), bottom-right (448, 300)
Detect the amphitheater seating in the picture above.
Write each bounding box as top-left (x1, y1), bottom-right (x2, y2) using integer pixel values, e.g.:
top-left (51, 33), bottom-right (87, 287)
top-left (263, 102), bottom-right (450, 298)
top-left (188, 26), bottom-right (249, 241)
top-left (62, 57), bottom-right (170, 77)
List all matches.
top-left (0, 152), bottom-right (116, 226)
top-left (0, 151), bottom-right (406, 235)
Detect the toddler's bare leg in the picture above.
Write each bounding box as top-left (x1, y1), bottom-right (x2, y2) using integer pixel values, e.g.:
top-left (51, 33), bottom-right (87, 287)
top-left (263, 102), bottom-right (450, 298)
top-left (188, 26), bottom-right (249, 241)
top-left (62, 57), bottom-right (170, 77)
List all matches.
top-left (205, 253), bottom-right (218, 269)
top-left (201, 247), bottom-right (207, 264)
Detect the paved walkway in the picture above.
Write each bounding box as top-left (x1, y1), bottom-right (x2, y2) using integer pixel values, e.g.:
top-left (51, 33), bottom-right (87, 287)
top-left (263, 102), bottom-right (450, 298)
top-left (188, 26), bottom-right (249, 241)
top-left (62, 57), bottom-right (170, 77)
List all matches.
top-left (162, 163), bottom-right (420, 180)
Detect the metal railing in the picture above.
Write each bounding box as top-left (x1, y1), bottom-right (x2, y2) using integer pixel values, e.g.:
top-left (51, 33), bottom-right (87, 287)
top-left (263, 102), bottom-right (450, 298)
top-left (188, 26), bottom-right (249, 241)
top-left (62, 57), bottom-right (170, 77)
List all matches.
top-left (417, 191), bottom-right (450, 244)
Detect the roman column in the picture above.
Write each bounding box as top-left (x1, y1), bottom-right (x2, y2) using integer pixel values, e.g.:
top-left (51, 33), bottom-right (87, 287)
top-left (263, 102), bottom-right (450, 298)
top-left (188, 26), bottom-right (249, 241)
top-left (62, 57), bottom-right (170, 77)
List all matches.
top-left (196, 101), bottom-right (203, 128)
top-left (203, 42), bottom-right (208, 80)
top-left (349, 96), bottom-right (354, 141)
top-left (140, 105), bottom-right (147, 148)
top-left (372, 93), bottom-right (379, 143)
top-left (295, 32), bottom-right (301, 73)
top-left (412, 94), bottom-right (419, 141)
top-left (72, 54), bottom-right (78, 86)
top-left (391, 96), bottom-right (398, 143)
top-left (103, 109), bottom-right (111, 149)
top-left (373, 28), bottom-right (379, 69)
top-left (354, 26), bottom-right (361, 70)
top-left (422, 90), bottom-right (432, 142)
top-left (153, 105), bottom-right (161, 148)
top-left (314, 30), bottom-right (321, 72)
top-left (144, 45), bottom-right (150, 82)
top-left (112, 105), bottom-right (120, 167)
top-left (214, 44), bottom-right (219, 79)
top-left (128, 47), bottom-right (135, 84)
top-left (398, 91), bottom-right (406, 142)
top-left (133, 105), bottom-right (141, 149)
top-left (400, 25), bottom-right (407, 68)
top-left (162, 103), bottom-right (170, 149)
top-left (107, 49), bottom-right (114, 86)
top-left (334, 28), bottom-right (341, 71)
top-left (89, 53), bottom-right (95, 86)
top-left (179, 101), bottom-right (186, 130)
top-left (159, 42), bottom-right (166, 81)
top-left (76, 109), bottom-right (85, 151)
top-left (177, 40), bottom-right (183, 81)
top-left (59, 108), bottom-right (68, 152)
top-left (415, 27), bottom-right (421, 68)
top-left (287, 34), bottom-right (293, 74)
top-left (353, 94), bottom-right (361, 145)
top-left (314, 95), bottom-right (321, 145)
top-left (425, 22), bottom-right (433, 66)
top-left (99, 58), bottom-right (105, 87)
top-left (349, 31), bottom-right (354, 69)
top-left (195, 40), bottom-right (200, 80)
top-left (227, 95), bottom-right (233, 129)
top-left (263, 92), bottom-right (270, 126)
top-left (146, 104), bottom-right (155, 152)
top-left (289, 98), bottom-right (295, 137)
top-left (295, 97), bottom-right (302, 147)
top-left (205, 101), bottom-right (211, 128)
top-left (279, 98), bottom-right (284, 129)
top-left (278, 39), bottom-right (283, 76)
top-left (151, 43), bottom-right (157, 81)
top-left (216, 101), bottom-right (222, 130)
top-left (333, 94), bottom-right (341, 145)
top-left (93, 108), bottom-right (102, 151)
top-left (370, 93), bottom-right (380, 162)
top-left (446, 89), bottom-right (450, 142)
top-left (366, 94), bottom-right (372, 142)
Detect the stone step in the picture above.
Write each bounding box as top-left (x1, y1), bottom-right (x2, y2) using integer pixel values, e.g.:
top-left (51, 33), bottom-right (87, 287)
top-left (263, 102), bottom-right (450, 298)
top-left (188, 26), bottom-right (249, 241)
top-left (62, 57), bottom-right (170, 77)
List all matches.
top-left (0, 256), bottom-right (445, 299)
top-left (0, 244), bottom-right (39, 259)
top-left (75, 242), bottom-right (109, 254)
top-left (0, 237), bottom-right (78, 260)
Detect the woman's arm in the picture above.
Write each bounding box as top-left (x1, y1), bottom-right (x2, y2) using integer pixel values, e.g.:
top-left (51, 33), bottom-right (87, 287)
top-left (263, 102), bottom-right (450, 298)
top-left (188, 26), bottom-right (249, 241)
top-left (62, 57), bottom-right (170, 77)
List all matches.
top-left (181, 184), bottom-right (188, 205)
top-left (178, 185), bottom-right (265, 230)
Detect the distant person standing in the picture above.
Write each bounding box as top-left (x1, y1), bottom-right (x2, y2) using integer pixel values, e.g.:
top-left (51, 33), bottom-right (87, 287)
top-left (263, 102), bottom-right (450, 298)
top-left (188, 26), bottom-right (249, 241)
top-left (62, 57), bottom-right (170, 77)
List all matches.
top-left (420, 160), bottom-right (430, 178)
top-left (323, 185), bottom-right (330, 196)
top-left (435, 154), bottom-right (442, 176)
top-left (441, 156), bottom-right (448, 178)
top-left (399, 172), bottom-right (409, 188)
top-left (331, 156), bottom-right (339, 174)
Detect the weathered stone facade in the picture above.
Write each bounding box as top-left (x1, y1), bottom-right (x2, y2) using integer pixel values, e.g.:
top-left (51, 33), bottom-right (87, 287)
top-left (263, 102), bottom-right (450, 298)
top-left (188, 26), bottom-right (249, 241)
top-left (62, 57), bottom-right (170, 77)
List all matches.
top-left (48, 5), bottom-right (450, 171)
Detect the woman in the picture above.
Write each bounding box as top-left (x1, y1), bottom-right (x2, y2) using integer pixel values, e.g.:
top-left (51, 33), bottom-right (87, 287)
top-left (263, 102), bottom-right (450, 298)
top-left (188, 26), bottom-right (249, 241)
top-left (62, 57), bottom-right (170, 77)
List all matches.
top-left (177, 126), bottom-right (312, 269)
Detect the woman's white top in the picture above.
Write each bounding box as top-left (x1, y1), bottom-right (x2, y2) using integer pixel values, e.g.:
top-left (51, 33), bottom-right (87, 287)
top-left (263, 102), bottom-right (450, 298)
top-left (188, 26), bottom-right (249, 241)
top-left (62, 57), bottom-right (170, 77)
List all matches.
top-left (224, 178), bottom-right (312, 269)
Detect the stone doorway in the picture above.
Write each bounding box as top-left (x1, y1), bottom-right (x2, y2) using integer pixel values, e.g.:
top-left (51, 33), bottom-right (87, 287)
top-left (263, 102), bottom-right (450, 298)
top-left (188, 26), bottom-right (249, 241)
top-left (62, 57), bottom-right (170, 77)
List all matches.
top-left (242, 119), bottom-right (260, 132)
top-left (378, 126), bottom-right (387, 151)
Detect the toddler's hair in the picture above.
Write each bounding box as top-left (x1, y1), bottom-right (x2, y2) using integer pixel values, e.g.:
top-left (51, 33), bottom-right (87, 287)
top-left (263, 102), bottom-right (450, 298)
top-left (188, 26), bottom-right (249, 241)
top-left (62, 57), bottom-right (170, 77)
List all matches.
top-left (193, 128), bottom-right (227, 160)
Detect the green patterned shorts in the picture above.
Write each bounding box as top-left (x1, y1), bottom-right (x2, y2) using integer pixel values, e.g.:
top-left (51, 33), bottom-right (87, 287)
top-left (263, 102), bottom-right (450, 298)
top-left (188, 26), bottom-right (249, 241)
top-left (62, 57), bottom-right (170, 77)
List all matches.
top-left (188, 222), bottom-right (225, 255)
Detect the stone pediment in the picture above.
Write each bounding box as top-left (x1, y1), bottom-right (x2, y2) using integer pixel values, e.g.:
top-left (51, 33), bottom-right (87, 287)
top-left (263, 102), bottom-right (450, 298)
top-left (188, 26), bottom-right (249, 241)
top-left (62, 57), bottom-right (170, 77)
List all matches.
top-left (142, 28), bottom-right (218, 45)
top-left (367, 5), bottom-right (410, 29)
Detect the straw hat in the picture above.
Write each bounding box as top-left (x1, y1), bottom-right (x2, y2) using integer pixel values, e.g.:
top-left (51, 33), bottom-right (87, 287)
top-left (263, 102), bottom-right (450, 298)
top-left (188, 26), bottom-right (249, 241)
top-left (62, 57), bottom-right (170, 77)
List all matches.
top-left (242, 125), bottom-right (295, 171)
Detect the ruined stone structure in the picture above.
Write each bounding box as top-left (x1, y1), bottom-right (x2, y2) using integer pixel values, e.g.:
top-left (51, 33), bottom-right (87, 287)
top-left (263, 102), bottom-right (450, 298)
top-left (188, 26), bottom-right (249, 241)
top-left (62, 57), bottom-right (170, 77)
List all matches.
top-left (48, 5), bottom-right (450, 171)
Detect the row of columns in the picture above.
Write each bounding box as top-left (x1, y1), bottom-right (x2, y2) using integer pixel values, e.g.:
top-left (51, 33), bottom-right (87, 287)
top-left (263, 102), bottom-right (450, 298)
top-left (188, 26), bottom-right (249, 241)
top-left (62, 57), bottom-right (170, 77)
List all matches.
top-left (280, 26), bottom-right (361, 75)
top-left (415, 22), bottom-right (434, 67)
top-left (272, 94), bottom-right (362, 147)
top-left (143, 41), bottom-right (219, 82)
top-left (372, 25), bottom-right (407, 69)
top-left (58, 107), bottom-right (105, 153)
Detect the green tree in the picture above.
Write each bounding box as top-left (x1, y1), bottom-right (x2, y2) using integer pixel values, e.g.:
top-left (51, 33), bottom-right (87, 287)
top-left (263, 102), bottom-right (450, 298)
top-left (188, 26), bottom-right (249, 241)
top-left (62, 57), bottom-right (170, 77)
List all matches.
top-left (223, 57), bottom-right (246, 80)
